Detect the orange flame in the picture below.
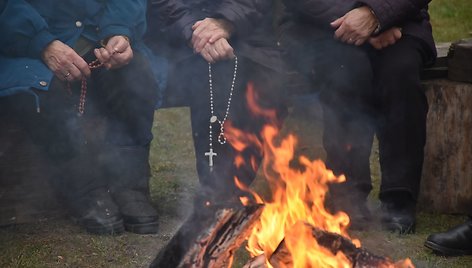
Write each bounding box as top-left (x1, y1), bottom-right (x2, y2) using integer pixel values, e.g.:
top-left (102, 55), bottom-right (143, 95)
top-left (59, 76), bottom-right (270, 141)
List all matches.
top-left (224, 81), bottom-right (414, 267)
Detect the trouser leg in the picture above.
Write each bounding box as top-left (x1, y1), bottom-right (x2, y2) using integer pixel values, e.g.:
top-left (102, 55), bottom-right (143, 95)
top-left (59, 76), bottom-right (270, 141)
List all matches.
top-left (373, 37), bottom-right (429, 202)
top-left (90, 52), bottom-right (159, 233)
top-left (91, 52), bottom-right (158, 192)
top-left (314, 40), bottom-right (376, 201)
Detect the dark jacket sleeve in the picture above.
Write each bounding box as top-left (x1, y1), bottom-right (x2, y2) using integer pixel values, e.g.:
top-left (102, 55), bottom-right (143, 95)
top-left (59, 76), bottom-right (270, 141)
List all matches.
top-left (0, 0), bottom-right (56, 58)
top-left (282, 0), bottom-right (356, 28)
top-left (98, 0), bottom-right (148, 43)
top-left (147, 0), bottom-right (201, 43)
top-left (0, 0), bottom-right (6, 12)
top-left (357, 0), bottom-right (431, 30)
top-left (213, 0), bottom-right (271, 38)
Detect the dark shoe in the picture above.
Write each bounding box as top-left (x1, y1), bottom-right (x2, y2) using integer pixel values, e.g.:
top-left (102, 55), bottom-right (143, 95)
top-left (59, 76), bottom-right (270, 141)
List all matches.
top-left (113, 190), bottom-right (159, 234)
top-left (325, 195), bottom-right (372, 231)
top-left (68, 189), bottom-right (124, 235)
top-left (425, 219), bottom-right (472, 256)
top-left (380, 201), bottom-right (416, 234)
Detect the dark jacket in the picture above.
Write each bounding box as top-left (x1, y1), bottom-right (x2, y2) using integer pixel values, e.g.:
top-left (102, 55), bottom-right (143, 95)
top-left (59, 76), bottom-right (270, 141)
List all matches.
top-left (145, 0), bottom-right (284, 72)
top-left (280, 0), bottom-right (436, 61)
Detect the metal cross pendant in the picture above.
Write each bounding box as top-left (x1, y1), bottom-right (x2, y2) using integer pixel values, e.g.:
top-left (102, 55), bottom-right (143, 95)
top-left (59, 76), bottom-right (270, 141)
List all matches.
top-left (205, 148), bottom-right (217, 167)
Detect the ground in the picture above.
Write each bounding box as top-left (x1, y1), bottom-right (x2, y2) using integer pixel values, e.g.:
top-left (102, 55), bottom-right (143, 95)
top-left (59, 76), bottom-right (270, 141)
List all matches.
top-left (1, 102), bottom-right (472, 268)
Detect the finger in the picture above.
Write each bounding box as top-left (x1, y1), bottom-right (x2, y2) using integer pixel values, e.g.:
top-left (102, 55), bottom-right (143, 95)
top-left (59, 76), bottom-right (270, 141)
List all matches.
top-left (66, 64), bottom-right (82, 81)
top-left (105, 36), bottom-right (129, 54)
top-left (368, 37), bottom-right (381, 49)
top-left (114, 49), bottom-right (132, 64)
top-left (354, 39), bottom-right (364, 46)
top-left (214, 41), bottom-right (229, 60)
top-left (192, 31), bottom-right (209, 52)
top-left (208, 30), bottom-right (227, 43)
top-left (393, 29), bottom-right (402, 40)
top-left (380, 40), bottom-right (389, 49)
top-left (192, 21), bottom-right (210, 39)
top-left (218, 39), bottom-right (235, 60)
top-left (334, 23), bottom-right (349, 41)
top-left (111, 39), bottom-right (129, 54)
top-left (94, 48), bottom-right (111, 64)
top-left (108, 47), bottom-right (133, 69)
top-left (57, 70), bottom-right (70, 82)
top-left (192, 20), bottom-right (203, 30)
top-left (330, 16), bottom-right (345, 28)
top-left (201, 49), bottom-right (214, 63)
top-left (208, 46), bottom-right (221, 61)
top-left (194, 33), bottom-right (211, 53)
top-left (72, 57), bottom-right (91, 77)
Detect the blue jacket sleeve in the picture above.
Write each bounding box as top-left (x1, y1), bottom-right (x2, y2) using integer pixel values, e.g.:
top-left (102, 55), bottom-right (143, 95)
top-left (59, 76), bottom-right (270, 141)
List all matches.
top-left (357, 0), bottom-right (431, 30)
top-left (0, 0), bottom-right (56, 58)
top-left (98, 0), bottom-right (148, 43)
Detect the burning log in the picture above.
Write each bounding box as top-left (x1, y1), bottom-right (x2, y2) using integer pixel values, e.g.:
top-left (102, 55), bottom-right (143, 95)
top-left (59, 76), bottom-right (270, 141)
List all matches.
top-left (150, 203), bottom-right (264, 268)
top-left (244, 223), bottom-right (412, 268)
top-left (270, 224), bottom-right (393, 268)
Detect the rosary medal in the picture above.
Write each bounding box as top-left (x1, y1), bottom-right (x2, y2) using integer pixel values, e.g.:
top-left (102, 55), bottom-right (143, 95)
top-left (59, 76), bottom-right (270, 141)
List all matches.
top-left (210, 115), bottom-right (218, 123)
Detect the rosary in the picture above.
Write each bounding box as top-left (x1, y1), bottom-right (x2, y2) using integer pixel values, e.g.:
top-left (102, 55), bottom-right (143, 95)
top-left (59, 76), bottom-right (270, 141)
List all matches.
top-left (205, 55), bottom-right (238, 169)
top-left (67, 51), bottom-right (117, 115)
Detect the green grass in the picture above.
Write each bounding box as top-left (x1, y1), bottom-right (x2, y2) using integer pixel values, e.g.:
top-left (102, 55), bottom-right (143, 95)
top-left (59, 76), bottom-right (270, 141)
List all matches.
top-left (429, 0), bottom-right (472, 42)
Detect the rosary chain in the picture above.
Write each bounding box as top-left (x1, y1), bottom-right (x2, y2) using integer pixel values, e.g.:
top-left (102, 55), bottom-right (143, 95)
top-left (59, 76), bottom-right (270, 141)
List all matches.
top-left (68, 51), bottom-right (116, 115)
top-left (208, 55), bottom-right (238, 149)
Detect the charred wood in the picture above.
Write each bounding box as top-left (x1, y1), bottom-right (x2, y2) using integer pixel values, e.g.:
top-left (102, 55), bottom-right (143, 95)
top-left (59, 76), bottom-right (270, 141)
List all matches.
top-left (150, 203), bottom-right (263, 268)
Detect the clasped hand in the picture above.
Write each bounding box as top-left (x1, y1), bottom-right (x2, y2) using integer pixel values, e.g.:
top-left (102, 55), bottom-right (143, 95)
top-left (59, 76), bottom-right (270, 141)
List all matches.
top-left (41, 35), bottom-right (132, 82)
top-left (191, 18), bottom-right (235, 63)
top-left (331, 7), bottom-right (402, 49)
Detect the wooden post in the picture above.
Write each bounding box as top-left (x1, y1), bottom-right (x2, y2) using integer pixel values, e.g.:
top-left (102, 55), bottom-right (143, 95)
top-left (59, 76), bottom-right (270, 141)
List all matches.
top-left (418, 79), bottom-right (472, 214)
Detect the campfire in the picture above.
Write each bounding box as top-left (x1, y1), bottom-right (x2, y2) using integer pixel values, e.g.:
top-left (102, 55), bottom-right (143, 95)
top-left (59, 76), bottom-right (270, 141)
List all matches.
top-left (151, 83), bottom-right (414, 268)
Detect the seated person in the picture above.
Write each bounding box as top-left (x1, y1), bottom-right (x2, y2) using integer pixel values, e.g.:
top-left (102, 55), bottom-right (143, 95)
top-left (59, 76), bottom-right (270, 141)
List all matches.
top-left (0, 0), bottom-right (160, 235)
top-left (279, 0), bottom-right (436, 233)
top-left (145, 0), bottom-right (288, 204)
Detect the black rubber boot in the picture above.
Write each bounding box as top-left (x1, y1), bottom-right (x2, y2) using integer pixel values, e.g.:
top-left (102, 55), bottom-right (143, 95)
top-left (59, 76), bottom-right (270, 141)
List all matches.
top-left (106, 145), bottom-right (159, 234)
top-left (52, 147), bottom-right (124, 235)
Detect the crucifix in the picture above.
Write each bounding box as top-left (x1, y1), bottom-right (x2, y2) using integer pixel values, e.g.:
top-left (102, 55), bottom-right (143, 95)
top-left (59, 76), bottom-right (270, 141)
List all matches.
top-left (205, 148), bottom-right (217, 167)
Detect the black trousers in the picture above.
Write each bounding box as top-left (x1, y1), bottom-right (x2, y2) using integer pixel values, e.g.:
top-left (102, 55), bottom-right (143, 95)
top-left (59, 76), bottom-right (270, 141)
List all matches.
top-left (2, 52), bottom-right (158, 198)
top-left (165, 56), bottom-right (287, 200)
top-left (292, 36), bottom-right (429, 202)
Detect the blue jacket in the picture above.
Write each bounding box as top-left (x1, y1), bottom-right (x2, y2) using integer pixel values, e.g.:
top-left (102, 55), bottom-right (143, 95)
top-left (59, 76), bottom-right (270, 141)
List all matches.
top-left (0, 0), bottom-right (167, 108)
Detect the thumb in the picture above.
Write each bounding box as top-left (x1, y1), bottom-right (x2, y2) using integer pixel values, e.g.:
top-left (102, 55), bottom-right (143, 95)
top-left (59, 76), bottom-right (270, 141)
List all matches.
top-left (330, 16), bottom-right (345, 28)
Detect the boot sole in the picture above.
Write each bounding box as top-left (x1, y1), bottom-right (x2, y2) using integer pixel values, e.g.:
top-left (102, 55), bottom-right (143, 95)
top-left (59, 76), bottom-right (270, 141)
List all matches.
top-left (124, 221), bottom-right (159, 234)
top-left (424, 240), bottom-right (472, 256)
top-left (381, 222), bottom-right (416, 234)
top-left (72, 217), bottom-right (125, 235)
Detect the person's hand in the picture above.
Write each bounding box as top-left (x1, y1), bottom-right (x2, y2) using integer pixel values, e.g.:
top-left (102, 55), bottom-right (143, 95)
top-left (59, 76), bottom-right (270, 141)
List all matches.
top-left (94, 35), bottom-right (133, 69)
top-left (41, 40), bottom-right (90, 82)
top-left (368, 27), bottom-right (402, 50)
top-left (199, 38), bottom-right (235, 63)
top-left (191, 18), bottom-right (234, 53)
top-left (331, 6), bottom-right (379, 46)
